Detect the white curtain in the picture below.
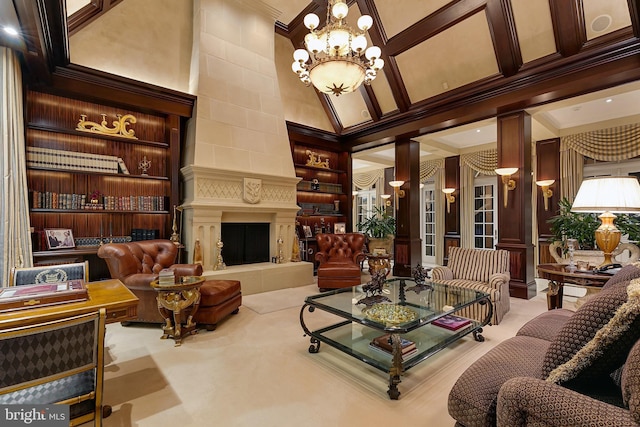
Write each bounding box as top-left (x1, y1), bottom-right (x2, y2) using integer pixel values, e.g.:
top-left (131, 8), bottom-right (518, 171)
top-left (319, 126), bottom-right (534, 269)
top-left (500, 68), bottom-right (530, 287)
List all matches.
top-left (1, 47), bottom-right (32, 285)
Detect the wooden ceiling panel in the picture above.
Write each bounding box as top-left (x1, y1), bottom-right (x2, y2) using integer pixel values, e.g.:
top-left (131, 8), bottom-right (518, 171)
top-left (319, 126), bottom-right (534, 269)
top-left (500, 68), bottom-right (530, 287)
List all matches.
top-left (375, 0), bottom-right (450, 38)
top-left (511, 0), bottom-right (557, 63)
top-left (395, 11), bottom-right (499, 104)
top-left (583, 0), bottom-right (632, 40)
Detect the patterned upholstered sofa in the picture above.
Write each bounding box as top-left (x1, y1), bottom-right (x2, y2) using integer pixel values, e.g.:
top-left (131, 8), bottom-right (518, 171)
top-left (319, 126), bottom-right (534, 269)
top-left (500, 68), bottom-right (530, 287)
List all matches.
top-left (431, 247), bottom-right (510, 325)
top-left (448, 263), bottom-right (640, 427)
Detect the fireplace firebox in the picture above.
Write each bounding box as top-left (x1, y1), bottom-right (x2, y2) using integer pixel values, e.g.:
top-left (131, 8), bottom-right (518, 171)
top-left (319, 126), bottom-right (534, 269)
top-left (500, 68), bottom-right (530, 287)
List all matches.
top-left (220, 223), bottom-right (270, 266)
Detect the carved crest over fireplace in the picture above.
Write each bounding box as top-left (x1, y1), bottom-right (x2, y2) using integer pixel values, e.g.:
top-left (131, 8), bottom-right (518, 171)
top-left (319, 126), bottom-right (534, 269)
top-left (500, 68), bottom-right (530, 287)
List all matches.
top-left (243, 178), bottom-right (262, 204)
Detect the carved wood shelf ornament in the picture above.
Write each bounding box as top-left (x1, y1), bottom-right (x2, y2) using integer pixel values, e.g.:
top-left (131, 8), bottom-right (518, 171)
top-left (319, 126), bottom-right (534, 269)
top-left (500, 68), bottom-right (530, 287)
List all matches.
top-left (76, 113), bottom-right (138, 139)
top-left (305, 150), bottom-right (330, 168)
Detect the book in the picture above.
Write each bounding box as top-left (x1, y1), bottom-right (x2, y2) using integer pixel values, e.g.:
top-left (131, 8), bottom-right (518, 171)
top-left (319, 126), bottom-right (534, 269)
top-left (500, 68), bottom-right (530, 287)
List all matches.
top-left (158, 269), bottom-right (175, 286)
top-left (371, 334), bottom-right (416, 354)
top-left (432, 314), bottom-right (472, 331)
top-left (117, 157), bottom-right (130, 174)
top-left (0, 280), bottom-right (88, 312)
top-left (369, 338), bottom-right (418, 360)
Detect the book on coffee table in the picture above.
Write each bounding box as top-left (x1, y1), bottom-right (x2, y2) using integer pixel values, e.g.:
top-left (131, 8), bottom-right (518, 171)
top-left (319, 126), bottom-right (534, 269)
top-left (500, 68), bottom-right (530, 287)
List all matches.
top-left (432, 314), bottom-right (472, 331)
top-left (369, 334), bottom-right (418, 360)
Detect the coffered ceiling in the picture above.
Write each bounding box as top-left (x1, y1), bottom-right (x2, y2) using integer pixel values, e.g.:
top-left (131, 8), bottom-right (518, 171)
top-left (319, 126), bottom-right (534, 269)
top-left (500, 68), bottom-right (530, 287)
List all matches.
top-left (3, 0), bottom-right (640, 172)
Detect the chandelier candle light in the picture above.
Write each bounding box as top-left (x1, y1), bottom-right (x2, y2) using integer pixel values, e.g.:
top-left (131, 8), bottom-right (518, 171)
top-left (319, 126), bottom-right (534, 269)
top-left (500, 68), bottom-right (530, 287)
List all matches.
top-left (291, 0), bottom-right (384, 96)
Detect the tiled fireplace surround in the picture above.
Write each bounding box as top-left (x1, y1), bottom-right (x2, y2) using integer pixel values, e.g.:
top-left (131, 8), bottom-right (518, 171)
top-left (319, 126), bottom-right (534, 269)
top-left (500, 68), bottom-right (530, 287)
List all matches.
top-left (181, 166), bottom-right (314, 295)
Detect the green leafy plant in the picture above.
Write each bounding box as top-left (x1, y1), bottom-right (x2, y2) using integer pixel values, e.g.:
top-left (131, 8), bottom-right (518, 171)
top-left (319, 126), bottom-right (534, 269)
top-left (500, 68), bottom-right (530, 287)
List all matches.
top-left (357, 206), bottom-right (396, 238)
top-left (548, 197), bottom-right (640, 249)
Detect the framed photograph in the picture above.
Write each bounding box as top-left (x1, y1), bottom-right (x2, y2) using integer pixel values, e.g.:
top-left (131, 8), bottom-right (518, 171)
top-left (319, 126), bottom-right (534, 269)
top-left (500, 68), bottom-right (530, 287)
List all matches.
top-left (334, 222), bottom-right (346, 234)
top-left (45, 228), bottom-right (75, 250)
top-left (302, 225), bottom-right (313, 238)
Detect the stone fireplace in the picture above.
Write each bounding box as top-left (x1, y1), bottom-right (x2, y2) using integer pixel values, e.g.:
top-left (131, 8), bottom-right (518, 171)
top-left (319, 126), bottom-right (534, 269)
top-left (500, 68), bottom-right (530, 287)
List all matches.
top-left (179, 0), bottom-right (314, 294)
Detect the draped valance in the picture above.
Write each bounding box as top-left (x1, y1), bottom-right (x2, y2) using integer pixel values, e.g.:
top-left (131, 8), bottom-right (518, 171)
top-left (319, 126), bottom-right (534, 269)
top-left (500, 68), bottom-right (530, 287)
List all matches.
top-left (353, 169), bottom-right (384, 189)
top-left (562, 123), bottom-right (640, 161)
top-left (460, 149), bottom-right (498, 175)
top-left (420, 159), bottom-right (444, 182)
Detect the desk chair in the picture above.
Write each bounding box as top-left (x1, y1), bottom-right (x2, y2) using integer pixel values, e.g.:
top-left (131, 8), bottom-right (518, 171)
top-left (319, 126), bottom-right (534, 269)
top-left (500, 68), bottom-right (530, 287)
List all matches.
top-left (0, 309), bottom-right (106, 426)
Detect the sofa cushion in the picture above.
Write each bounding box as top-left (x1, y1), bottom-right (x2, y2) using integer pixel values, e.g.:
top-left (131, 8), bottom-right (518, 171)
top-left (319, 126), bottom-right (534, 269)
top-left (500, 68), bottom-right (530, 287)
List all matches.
top-left (622, 339), bottom-right (640, 423)
top-left (448, 336), bottom-right (550, 427)
top-left (516, 308), bottom-right (574, 342)
top-left (603, 262), bottom-right (640, 290)
top-left (546, 279), bottom-right (640, 385)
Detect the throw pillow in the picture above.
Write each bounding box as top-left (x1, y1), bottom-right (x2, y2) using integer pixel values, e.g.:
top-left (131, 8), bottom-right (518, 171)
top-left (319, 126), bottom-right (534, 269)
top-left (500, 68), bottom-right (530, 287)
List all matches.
top-left (622, 339), bottom-right (640, 424)
top-left (602, 262), bottom-right (640, 290)
top-left (542, 277), bottom-right (633, 379)
top-left (546, 279), bottom-right (640, 385)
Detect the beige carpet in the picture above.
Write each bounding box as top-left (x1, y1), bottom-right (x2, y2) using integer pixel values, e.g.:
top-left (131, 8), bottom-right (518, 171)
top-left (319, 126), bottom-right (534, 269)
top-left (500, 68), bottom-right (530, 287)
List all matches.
top-left (87, 279), bottom-right (569, 427)
top-left (242, 284), bottom-right (319, 314)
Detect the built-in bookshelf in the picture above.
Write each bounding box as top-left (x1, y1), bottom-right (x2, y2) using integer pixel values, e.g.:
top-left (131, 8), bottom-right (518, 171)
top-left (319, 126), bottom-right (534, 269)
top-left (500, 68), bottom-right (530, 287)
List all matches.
top-left (25, 90), bottom-right (182, 276)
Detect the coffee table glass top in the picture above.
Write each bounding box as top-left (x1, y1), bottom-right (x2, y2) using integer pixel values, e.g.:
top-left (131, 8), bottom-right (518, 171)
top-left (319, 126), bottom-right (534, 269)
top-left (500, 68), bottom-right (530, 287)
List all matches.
top-left (304, 277), bottom-right (487, 333)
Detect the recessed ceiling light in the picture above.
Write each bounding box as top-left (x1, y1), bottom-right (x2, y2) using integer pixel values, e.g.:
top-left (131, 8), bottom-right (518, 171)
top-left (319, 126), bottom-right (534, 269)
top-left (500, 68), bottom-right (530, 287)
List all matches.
top-left (3, 26), bottom-right (18, 36)
top-left (605, 98), bottom-right (613, 103)
top-left (476, 129), bottom-right (481, 133)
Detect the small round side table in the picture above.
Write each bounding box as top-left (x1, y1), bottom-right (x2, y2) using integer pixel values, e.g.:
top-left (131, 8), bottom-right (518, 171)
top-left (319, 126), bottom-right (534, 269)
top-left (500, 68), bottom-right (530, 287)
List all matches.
top-left (150, 276), bottom-right (205, 346)
top-left (367, 253), bottom-right (392, 277)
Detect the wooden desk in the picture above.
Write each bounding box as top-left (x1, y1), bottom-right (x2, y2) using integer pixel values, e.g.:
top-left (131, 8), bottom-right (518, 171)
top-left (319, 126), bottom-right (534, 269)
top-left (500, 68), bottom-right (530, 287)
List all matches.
top-left (537, 263), bottom-right (611, 310)
top-left (0, 279), bottom-right (138, 329)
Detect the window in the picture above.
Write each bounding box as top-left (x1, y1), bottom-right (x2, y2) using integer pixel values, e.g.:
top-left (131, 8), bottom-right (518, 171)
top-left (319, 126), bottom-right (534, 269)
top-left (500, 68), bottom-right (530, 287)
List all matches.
top-left (473, 177), bottom-right (497, 249)
top-left (355, 189), bottom-right (377, 230)
top-left (422, 184), bottom-right (436, 264)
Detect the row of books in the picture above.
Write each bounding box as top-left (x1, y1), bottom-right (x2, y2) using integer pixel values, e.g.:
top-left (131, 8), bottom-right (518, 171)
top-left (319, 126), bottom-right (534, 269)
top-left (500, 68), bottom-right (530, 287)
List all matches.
top-left (131, 229), bottom-right (160, 241)
top-left (296, 180), bottom-right (342, 193)
top-left (368, 316), bottom-right (472, 360)
top-left (31, 191), bottom-right (166, 212)
top-left (27, 146), bottom-right (125, 174)
top-left (103, 196), bottom-right (166, 212)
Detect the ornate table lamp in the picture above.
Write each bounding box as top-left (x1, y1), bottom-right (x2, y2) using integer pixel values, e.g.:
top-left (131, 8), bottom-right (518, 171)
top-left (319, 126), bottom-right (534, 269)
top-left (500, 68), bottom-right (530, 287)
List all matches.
top-left (571, 176), bottom-right (640, 266)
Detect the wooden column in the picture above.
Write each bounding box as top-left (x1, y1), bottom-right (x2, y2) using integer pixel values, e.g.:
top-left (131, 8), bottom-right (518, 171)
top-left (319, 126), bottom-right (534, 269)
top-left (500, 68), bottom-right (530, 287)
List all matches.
top-left (443, 156), bottom-right (461, 265)
top-left (393, 138), bottom-right (422, 276)
top-left (496, 112), bottom-right (536, 299)
top-left (536, 138), bottom-right (561, 264)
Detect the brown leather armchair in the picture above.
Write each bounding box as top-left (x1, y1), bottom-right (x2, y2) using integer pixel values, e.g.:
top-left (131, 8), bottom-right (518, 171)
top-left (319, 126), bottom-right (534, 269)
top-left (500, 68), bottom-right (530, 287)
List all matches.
top-left (97, 240), bottom-right (203, 323)
top-left (315, 233), bottom-right (366, 290)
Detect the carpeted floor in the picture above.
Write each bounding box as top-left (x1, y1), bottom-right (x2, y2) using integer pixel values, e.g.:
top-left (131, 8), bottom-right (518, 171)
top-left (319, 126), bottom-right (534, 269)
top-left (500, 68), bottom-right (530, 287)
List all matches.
top-left (86, 278), bottom-right (570, 427)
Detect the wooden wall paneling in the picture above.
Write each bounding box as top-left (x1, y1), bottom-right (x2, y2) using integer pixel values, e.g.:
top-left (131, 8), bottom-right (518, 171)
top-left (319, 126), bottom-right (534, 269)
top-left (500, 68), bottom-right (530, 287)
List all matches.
top-left (496, 112), bottom-right (536, 299)
top-left (443, 155), bottom-right (461, 264)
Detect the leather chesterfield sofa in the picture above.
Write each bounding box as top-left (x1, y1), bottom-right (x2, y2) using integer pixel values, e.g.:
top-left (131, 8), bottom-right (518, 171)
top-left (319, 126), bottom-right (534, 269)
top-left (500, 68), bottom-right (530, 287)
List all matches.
top-left (98, 240), bottom-right (241, 329)
top-left (315, 233), bottom-right (366, 291)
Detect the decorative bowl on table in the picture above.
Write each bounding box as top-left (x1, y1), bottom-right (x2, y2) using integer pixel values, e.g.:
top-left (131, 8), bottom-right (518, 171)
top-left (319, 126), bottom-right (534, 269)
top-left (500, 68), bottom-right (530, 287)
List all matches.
top-left (362, 303), bottom-right (418, 325)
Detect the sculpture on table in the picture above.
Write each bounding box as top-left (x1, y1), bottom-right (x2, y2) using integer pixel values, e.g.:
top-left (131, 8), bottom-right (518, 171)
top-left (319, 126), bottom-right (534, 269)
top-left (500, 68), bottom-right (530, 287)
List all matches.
top-left (407, 263), bottom-right (433, 294)
top-left (357, 271), bottom-right (391, 306)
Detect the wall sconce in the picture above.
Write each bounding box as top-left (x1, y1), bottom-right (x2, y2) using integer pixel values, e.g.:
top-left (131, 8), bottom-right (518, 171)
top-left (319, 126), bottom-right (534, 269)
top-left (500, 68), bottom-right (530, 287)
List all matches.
top-left (380, 194), bottom-right (391, 206)
top-left (535, 179), bottom-right (555, 211)
top-left (495, 167), bottom-right (518, 207)
top-left (388, 180), bottom-right (405, 198)
top-left (442, 188), bottom-right (456, 213)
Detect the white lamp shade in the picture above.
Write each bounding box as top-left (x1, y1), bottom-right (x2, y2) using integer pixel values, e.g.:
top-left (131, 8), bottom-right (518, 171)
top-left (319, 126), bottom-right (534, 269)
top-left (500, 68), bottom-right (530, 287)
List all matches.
top-left (442, 188), bottom-right (455, 194)
top-left (365, 46), bottom-right (381, 61)
top-left (332, 2), bottom-right (349, 19)
top-left (293, 49), bottom-right (309, 63)
top-left (572, 176), bottom-right (640, 213)
top-left (358, 15), bottom-right (373, 31)
top-left (327, 29), bottom-right (351, 55)
top-left (305, 33), bottom-right (323, 53)
top-left (309, 60), bottom-right (365, 94)
top-left (389, 180), bottom-right (404, 188)
top-left (304, 13), bottom-right (319, 30)
top-left (536, 179), bottom-right (555, 187)
top-left (495, 167), bottom-right (518, 176)
top-left (351, 35), bottom-right (367, 53)
top-left (291, 61), bottom-right (304, 73)
top-left (372, 58), bottom-right (384, 70)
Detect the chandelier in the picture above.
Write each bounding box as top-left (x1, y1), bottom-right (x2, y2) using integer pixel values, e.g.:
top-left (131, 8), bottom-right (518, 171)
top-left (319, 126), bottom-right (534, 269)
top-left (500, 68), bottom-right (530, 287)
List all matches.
top-left (291, 0), bottom-right (384, 96)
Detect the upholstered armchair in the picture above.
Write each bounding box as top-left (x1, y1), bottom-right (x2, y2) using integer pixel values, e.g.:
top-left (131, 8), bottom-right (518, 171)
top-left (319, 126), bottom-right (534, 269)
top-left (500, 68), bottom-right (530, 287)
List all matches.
top-left (431, 246), bottom-right (510, 325)
top-left (97, 240), bottom-right (203, 323)
top-left (315, 233), bottom-right (366, 290)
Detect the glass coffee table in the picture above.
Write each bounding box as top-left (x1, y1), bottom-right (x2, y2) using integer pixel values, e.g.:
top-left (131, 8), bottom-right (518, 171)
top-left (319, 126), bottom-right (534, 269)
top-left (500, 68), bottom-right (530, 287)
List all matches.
top-left (299, 277), bottom-right (491, 399)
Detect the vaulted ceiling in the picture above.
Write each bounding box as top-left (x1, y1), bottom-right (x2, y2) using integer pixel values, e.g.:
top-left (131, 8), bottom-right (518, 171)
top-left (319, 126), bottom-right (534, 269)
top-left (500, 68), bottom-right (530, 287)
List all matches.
top-left (3, 0), bottom-right (640, 171)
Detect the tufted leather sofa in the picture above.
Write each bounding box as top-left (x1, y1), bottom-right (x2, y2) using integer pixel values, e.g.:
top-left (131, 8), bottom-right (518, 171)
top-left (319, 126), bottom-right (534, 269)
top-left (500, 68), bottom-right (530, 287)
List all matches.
top-left (97, 240), bottom-right (241, 329)
top-left (315, 233), bottom-right (366, 290)
top-left (431, 247), bottom-right (511, 325)
top-left (448, 263), bottom-right (640, 427)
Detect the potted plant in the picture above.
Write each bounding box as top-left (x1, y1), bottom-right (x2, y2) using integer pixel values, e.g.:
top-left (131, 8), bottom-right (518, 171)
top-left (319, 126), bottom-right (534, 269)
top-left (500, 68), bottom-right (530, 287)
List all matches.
top-left (357, 206), bottom-right (396, 254)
